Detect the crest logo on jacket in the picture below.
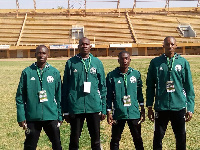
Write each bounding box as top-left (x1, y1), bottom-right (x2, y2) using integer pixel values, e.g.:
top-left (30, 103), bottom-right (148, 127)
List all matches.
top-left (30, 77), bottom-right (35, 80)
top-left (175, 65), bottom-right (182, 71)
top-left (47, 76), bottom-right (54, 83)
top-left (90, 67), bottom-right (96, 74)
top-left (130, 76), bottom-right (136, 83)
top-left (159, 67), bottom-right (163, 70)
top-left (117, 80), bottom-right (121, 83)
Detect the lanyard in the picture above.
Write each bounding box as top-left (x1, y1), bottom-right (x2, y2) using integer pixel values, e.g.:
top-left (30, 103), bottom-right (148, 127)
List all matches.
top-left (167, 55), bottom-right (175, 72)
top-left (123, 73), bottom-right (128, 95)
top-left (37, 67), bottom-right (44, 90)
top-left (123, 73), bottom-right (128, 88)
top-left (81, 56), bottom-right (91, 73)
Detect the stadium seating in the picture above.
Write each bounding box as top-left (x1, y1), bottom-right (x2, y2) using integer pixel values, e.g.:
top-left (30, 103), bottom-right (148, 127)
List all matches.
top-left (0, 14), bottom-right (24, 45)
top-left (0, 8), bottom-right (200, 57)
top-left (21, 14), bottom-right (133, 45)
top-left (0, 8), bottom-right (200, 46)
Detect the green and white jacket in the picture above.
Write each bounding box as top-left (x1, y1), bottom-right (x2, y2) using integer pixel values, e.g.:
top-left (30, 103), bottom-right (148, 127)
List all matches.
top-left (106, 67), bottom-right (144, 120)
top-left (16, 63), bottom-right (62, 122)
top-left (146, 53), bottom-right (195, 113)
top-left (62, 53), bottom-right (107, 115)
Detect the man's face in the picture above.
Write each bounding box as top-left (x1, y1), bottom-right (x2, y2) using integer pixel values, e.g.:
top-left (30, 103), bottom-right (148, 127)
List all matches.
top-left (118, 53), bottom-right (131, 69)
top-left (78, 38), bottom-right (91, 56)
top-left (36, 47), bottom-right (48, 63)
top-left (163, 37), bottom-right (177, 57)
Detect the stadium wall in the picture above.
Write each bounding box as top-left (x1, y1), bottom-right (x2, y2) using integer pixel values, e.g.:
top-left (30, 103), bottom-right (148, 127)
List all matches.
top-left (1, 46), bottom-right (200, 58)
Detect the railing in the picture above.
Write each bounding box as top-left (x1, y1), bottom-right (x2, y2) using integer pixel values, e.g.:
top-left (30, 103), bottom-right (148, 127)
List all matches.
top-left (16, 13), bottom-right (27, 46)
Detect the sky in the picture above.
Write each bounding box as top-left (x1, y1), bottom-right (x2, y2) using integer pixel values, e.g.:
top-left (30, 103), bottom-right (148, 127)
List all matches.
top-left (0, 0), bottom-right (198, 9)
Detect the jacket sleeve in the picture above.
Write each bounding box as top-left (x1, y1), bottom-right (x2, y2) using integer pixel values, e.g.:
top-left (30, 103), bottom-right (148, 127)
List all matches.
top-left (183, 60), bottom-right (195, 113)
top-left (97, 60), bottom-right (107, 115)
top-left (106, 72), bottom-right (114, 111)
top-left (137, 71), bottom-right (144, 104)
top-left (55, 70), bottom-right (63, 121)
top-left (61, 61), bottom-right (70, 114)
top-left (146, 59), bottom-right (156, 107)
top-left (16, 71), bottom-right (26, 122)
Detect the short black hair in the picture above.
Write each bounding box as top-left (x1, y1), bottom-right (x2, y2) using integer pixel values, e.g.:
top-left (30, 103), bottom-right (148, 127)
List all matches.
top-left (79, 37), bottom-right (90, 45)
top-left (164, 36), bottom-right (176, 43)
top-left (36, 45), bottom-right (49, 52)
top-left (118, 50), bottom-right (130, 58)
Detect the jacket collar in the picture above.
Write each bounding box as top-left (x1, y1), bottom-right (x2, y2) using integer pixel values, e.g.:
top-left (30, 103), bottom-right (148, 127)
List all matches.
top-left (76, 53), bottom-right (93, 60)
top-left (116, 67), bottom-right (132, 75)
top-left (32, 62), bottom-right (50, 69)
top-left (162, 53), bottom-right (179, 59)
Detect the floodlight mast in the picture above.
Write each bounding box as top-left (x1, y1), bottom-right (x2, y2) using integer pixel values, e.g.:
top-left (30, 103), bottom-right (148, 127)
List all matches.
top-left (16, 0), bottom-right (36, 16)
top-left (16, 0), bottom-right (19, 17)
top-left (33, 0), bottom-right (36, 10)
top-left (117, 0), bottom-right (120, 9)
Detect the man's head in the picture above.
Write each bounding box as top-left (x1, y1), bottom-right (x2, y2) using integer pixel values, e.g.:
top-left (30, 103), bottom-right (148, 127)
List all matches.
top-left (163, 36), bottom-right (177, 58)
top-left (78, 37), bottom-right (92, 58)
top-left (118, 51), bottom-right (131, 69)
top-left (35, 45), bottom-right (48, 63)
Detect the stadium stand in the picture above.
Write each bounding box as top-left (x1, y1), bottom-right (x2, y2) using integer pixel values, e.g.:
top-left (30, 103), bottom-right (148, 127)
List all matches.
top-left (0, 7), bottom-right (200, 58)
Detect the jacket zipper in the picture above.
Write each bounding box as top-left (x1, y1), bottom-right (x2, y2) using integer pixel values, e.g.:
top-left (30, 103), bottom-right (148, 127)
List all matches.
top-left (169, 70), bottom-right (171, 110)
top-left (84, 64), bottom-right (86, 113)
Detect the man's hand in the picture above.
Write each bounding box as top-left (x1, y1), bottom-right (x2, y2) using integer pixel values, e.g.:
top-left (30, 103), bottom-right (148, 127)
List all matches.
top-left (148, 107), bottom-right (154, 122)
top-left (100, 114), bottom-right (106, 121)
top-left (107, 111), bottom-right (113, 125)
top-left (64, 115), bottom-right (70, 123)
top-left (185, 111), bottom-right (193, 122)
top-left (18, 120), bottom-right (27, 130)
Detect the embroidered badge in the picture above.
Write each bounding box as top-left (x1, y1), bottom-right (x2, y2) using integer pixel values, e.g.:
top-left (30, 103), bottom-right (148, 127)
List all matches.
top-left (90, 67), bottom-right (96, 74)
top-left (175, 65), bottom-right (182, 71)
top-left (30, 77), bottom-right (35, 80)
top-left (73, 69), bottom-right (77, 72)
top-left (130, 76), bottom-right (136, 83)
top-left (47, 76), bottom-right (54, 83)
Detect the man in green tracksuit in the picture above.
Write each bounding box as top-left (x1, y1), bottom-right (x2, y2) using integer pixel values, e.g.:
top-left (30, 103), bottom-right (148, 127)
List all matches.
top-left (106, 51), bottom-right (145, 150)
top-left (16, 45), bottom-right (62, 150)
top-left (62, 37), bottom-right (106, 150)
top-left (146, 36), bottom-right (195, 150)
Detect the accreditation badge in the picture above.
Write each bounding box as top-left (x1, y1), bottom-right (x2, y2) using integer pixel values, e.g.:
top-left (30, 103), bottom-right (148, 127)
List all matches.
top-left (166, 81), bottom-right (175, 92)
top-left (39, 90), bottom-right (48, 102)
top-left (123, 95), bottom-right (131, 106)
top-left (84, 82), bottom-right (91, 93)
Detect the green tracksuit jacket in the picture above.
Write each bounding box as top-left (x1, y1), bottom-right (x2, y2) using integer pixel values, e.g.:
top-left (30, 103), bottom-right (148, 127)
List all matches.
top-left (106, 67), bottom-right (144, 120)
top-left (16, 63), bottom-right (62, 122)
top-left (146, 53), bottom-right (195, 113)
top-left (62, 53), bottom-right (107, 115)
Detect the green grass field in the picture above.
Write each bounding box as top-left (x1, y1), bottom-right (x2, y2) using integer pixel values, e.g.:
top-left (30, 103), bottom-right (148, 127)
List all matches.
top-left (0, 56), bottom-right (199, 150)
